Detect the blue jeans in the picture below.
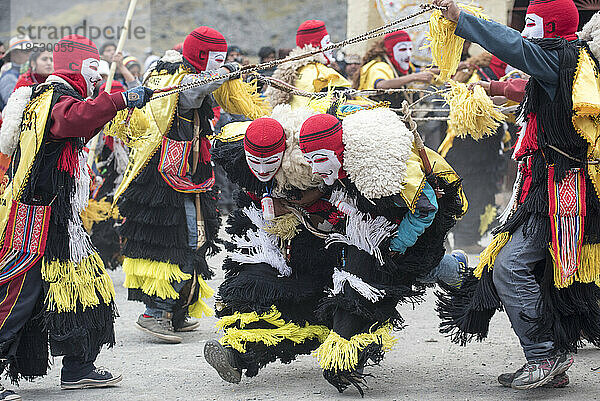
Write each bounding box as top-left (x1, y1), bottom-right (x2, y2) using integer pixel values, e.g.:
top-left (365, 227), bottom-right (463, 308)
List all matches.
top-left (420, 254), bottom-right (462, 288)
top-left (492, 224), bottom-right (554, 360)
top-left (144, 196), bottom-right (197, 318)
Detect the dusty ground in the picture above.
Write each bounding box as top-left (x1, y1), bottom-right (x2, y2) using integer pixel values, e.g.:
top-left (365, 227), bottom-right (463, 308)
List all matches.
top-left (15, 250), bottom-right (600, 401)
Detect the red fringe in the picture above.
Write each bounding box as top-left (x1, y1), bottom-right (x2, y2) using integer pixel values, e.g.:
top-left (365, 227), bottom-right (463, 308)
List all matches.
top-left (200, 137), bottom-right (211, 164)
top-left (57, 142), bottom-right (79, 177)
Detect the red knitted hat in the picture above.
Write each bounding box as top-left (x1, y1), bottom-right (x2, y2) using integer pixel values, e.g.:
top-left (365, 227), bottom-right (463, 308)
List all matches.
top-left (183, 27), bottom-right (228, 72)
top-left (53, 34), bottom-right (99, 97)
top-left (296, 20), bottom-right (329, 48)
top-left (299, 114), bottom-right (344, 156)
top-left (244, 118), bottom-right (286, 158)
top-left (526, 0), bottom-right (579, 40)
top-left (384, 30), bottom-right (412, 74)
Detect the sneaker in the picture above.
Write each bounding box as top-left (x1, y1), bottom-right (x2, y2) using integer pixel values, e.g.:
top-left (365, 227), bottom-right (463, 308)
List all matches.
top-left (61, 367), bottom-right (122, 390)
top-left (498, 369), bottom-right (569, 388)
top-left (204, 339), bottom-right (241, 384)
top-left (175, 318), bottom-right (201, 332)
top-left (511, 353), bottom-right (574, 390)
top-left (135, 313), bottom-right (182, 344)
top-left (0, 384), bottom-right (20, 400)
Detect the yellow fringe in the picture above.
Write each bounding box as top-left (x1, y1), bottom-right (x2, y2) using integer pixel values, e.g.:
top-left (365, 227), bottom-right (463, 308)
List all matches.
top-left (216, 306), bottom-right (285, 331)
top-left (42, 253), bottom-right (115, 313)
top-left (307, 88), bottom-right (334, 114)
top-left (213, 78), bottom-right (271, 120)
top-left (437, 125), bottom-right (456, 157)
top-left (425, 5), bottom-right (489, 82)
top-left (444, 81), bottom-right (506, 141)
top-left (474, 232), bottom-right (511, 278)
top-left (219, 322), bottom-right (329, 353)
top-left (122, 257), bottom-right (191, 300)
top-left (551, 243), bottom-right (600, 288)
top-left (313, 324), bottom-right (397, 373)
top-left (188, 277), bottom-right (215, 318)
top-left (479, 204), bottom-right (497, 236)
top-left (103, 108), bottom-right (150, 147)
top-left (80, 198), bottom-right (113, 232)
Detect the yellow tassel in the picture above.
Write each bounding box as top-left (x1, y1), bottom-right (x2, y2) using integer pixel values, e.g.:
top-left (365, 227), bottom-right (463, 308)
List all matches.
top-left (219, 322), bottom-right (329, 353)
top-left (474, 232), bottom-right (511, 278)
top-left (307, 88), bottom-right (334, 114)
top-left (313, 324), bottom-right (397, 372)
top-left (80, 198), bottom-right (113, 232)
top-left (551, 243), bottom-right (600, 288)
top-left (42, 253), bottom-right (115, 313)
top-left (264, 213), bottom-right (301, 246)
top-left (122, 257), bottom-right (191, 300)
top-left (444, 81), bottom-right (506, 140)
top-left (213, 78), bottom-right (271, 120)
top-left (425, 5), bottom-right (489, 81)
top-left (188, 276), bottom-right (215, 318)
top-left (104, 108), bottom-right (150, 147)
top-left (479, 204), bottom-right (497, 236)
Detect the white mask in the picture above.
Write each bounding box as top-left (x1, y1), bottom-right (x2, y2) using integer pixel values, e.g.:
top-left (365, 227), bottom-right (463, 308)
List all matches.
top-left (392, 41), bottom-right (412, 72)
top-left (303, 149), bottom-right (341, 185)
top-left (81, 58), bottom-right (101, 97)
top-left (522, 14), bottom-right (544, 39)
top-left (206, 50), bottom-right (227, 71)
top-left (245, 151), bottom-right (284, 182)
top-left (320, 34), bottom-right (334, 65)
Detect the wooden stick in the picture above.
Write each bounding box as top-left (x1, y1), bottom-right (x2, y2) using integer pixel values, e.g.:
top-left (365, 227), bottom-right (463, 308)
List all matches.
top-left (105, 0), bottom-right (138, 93)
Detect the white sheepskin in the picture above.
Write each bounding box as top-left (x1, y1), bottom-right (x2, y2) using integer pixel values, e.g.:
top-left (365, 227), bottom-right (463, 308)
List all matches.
top-left (269, 104), bottom-right (323, 195)
top-left (342, 107), bottom-right (414, 200)
top-left (0, 86), bottom-right (32, 156)
top-left (69, 153), bottom-right (95, 262)
top-left (579, 11), bottom-right (600, 60)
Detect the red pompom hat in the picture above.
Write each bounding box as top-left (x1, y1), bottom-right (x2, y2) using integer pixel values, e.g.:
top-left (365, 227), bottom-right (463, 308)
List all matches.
top-left (183, 27), bottom-right (228, 72)
top-left (526, 0), bottom-right (579, 40)
top-left (244, 118), bottom-right (287, 158)
top-left (384, 30), bottom-right (412, 74)
top-left (53, 34), bottom-right (100, 97)
top-left (296, 20), bottom-right (329, 48)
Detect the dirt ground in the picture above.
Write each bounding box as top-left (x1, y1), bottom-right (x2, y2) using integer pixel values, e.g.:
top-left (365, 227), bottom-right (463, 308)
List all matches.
top-left (14, 250), bottom-right (600, 401)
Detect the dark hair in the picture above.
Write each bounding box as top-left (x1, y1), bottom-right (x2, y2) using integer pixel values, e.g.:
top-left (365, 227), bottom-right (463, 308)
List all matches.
top-left (228, 45), bottom-right (242, 55)
top-left (29, 49), bottom-right (52, 71)
top-left (258, 46), bottom-right (276, 60)
top-left (100, 42), bottom-right (117, 54)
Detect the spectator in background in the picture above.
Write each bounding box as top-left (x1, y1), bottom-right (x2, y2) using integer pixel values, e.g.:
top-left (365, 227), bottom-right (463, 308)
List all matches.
top-left (278, 48), bottom-right (292, 59)
top-left (258, 46), bottom-right (276, 77)
top-left (123, 56), bottom-right (142, 80)
top-left (0, 35), bottom-right (33, 110)
top-left (99, 42), bottom-right (116, 62)
top-left (14, 49), bottom-right (53, 90)
top-left (0, 41), bottom-right (6, 69)
top-left (226, 45), bottom-right (243, 63)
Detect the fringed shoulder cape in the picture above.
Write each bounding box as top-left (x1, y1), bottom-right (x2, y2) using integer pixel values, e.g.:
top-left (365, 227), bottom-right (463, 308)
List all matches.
top-left (437, 38), bottom-right (600, 353)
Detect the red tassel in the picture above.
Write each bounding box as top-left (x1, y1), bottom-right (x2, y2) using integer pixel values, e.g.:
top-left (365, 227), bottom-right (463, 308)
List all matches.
top-left (200, 137), bottom-right (212, 164)
top-left (514, 113), bottom-right (539, 159)
top-left (57, 142), bottom-right (79, 177)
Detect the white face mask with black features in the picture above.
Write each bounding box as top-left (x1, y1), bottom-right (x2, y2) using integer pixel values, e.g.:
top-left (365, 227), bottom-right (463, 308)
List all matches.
top-left (303, 149), bottom-right (341, 185)
top-left (245, 151), bottom-right (284, 182)
top-left (80, 58), bottom-right (101, 97)
top-left (320, 34), bottom-right (334, 65)
top-left (205, 50), bottom-right (227, 71)
top-left (522, 14), bottom-right (544, 39)
top-left (392, 41), bottom-right (412, 72)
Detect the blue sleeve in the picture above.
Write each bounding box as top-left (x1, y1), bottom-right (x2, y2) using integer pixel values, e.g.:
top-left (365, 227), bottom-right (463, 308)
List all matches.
top-left (389, 181), bottom-right (438, 254)
top-left (455, 11), bottom-right (559, 97)
top-left (0, 74), bottom-right (17, 108)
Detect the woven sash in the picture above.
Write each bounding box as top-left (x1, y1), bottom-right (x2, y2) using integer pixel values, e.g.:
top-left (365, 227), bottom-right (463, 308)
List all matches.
top-left (158, 137), bottom-right (214, 193)
top-left (0, 200), bottom-right (51, 284)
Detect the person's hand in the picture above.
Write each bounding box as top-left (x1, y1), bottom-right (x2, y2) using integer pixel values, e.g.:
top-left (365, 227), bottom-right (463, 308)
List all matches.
top-left (123, 86), bottom-right (154, 109)
top-left (433, 0), bottom-right (461, 23)
top-left (112, 52), bottom-right (124, 66)
top-left (468, 80), bottom-right (490, 94)
top-left (222, 62), bottom-right (241, 79)
top-left (414, 71), bottom-right (434, 83)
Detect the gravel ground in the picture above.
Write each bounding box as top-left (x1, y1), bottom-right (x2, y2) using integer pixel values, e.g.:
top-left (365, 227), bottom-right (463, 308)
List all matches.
top-left (14, 250), bottom-right (600, 401)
